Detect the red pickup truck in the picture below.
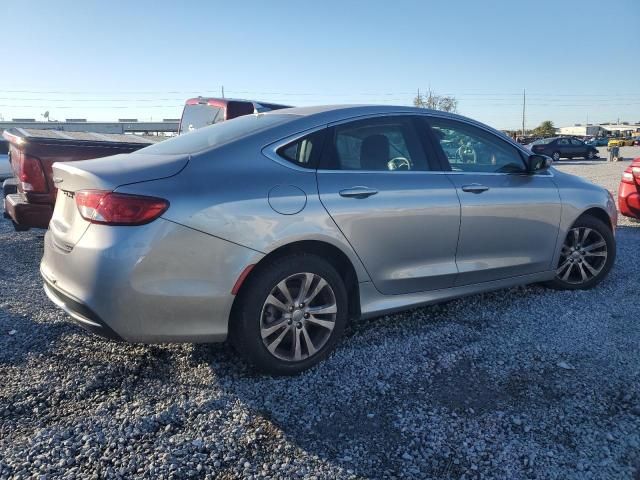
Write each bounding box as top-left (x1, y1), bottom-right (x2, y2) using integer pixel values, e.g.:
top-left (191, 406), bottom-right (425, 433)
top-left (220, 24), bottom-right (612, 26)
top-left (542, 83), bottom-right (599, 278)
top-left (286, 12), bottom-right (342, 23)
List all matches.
top-left (2, 129), bottom-right (159, 230)
top-left (2, 97), bottom-right (290, 231)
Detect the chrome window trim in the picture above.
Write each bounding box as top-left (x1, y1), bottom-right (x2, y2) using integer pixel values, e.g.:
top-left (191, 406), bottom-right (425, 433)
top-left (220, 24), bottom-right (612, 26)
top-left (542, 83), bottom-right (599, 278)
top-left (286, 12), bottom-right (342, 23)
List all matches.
top-left (262, 110), bottom-right (546, 175)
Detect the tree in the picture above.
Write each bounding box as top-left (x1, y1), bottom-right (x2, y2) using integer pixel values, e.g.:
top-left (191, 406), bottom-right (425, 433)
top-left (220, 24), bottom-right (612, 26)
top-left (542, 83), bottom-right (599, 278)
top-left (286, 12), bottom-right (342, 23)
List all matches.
top-left (533, 120), bottom-right (556, 137)
top-left (414, 89), bottom-right (458, 113)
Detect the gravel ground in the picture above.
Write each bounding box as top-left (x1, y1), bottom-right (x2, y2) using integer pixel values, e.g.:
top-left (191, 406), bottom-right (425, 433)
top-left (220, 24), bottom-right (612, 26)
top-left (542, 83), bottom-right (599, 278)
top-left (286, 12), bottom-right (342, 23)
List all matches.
top-left (1, 158), bottom-right (639, 479)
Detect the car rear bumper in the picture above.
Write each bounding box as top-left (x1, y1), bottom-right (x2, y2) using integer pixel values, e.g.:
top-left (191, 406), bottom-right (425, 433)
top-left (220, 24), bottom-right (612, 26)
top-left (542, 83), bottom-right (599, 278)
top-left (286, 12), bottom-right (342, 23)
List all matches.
top-left (4, 192), bottom-right (53, 228)
top-left (42, 276), bottom-right (123, 341)
top-left (40, 218), bottom-right (263, 343)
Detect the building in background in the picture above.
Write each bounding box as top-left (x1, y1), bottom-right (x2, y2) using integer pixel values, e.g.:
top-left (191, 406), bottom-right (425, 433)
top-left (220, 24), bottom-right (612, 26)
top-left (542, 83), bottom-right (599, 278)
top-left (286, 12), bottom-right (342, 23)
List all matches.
top-left (558, 123), bottom-right (640, 137)
top-left (0, 119), bottom-right (179, 136)
top-left (598, 123), bottom-right (640, 137)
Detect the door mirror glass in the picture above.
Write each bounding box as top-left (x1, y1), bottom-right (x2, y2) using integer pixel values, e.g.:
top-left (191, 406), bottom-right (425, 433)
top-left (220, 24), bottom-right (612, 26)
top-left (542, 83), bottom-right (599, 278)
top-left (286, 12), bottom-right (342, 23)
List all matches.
top-left (527, 154), bottom-right (552, 172)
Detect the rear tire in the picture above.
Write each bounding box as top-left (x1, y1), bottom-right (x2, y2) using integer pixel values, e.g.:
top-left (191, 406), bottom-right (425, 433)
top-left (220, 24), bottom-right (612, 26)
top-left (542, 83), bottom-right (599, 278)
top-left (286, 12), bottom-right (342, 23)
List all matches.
top-left (230, 254), bottom-right (348, 375)
top-left (545, 215), bottom-right (615, 290)
top-left (552, 151), bottom-right (561, 162)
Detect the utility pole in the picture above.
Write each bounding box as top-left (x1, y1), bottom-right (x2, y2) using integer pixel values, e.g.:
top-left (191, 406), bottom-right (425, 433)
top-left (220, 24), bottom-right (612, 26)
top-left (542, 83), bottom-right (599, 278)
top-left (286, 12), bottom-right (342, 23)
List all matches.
top-left (221, 85), bottom-right (225, 99)
top-left (521, 88), bottom-right (526, 137)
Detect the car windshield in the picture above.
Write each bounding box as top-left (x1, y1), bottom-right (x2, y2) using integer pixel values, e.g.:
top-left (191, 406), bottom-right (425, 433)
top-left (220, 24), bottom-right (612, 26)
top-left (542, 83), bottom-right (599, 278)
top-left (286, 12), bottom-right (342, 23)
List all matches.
top-left (140, 114), bottom-right (296, 155)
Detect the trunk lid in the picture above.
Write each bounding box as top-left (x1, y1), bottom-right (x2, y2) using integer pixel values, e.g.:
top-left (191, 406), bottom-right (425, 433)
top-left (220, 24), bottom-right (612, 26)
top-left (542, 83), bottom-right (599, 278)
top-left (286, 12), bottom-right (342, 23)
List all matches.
top-left (49, 152), bottom-right (188, 250)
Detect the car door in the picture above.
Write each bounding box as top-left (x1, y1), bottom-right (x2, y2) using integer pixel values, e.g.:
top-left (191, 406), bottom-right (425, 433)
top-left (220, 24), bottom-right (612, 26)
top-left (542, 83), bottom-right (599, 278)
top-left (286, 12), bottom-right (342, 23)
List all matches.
top-left (425, 117), bottom-right (562, 286)
top-left (570, 138), bottom-right (587, 157)
top-left (556, 138), bottom-right (571, 158)
top-left (316, 115), bottom-right (461, 295)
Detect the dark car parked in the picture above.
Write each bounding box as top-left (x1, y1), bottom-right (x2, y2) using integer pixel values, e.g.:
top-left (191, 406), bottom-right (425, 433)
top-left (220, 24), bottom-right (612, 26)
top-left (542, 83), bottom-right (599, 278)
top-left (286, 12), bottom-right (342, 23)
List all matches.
top-left (529, 137), bottom-right (599, 161)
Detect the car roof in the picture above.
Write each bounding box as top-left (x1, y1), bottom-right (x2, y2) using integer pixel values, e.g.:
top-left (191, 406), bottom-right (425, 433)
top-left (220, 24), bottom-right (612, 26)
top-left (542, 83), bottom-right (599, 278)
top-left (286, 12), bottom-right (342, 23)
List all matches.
top-left (270, 104), bottom-right (466, 119)
top-left (264, 104), bottom-right (496, 132)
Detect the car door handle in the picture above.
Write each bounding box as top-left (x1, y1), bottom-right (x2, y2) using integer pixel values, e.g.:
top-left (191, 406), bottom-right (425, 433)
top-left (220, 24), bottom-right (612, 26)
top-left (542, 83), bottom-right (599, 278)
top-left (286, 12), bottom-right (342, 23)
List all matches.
top-left (339, 187), bottom-right (379, 199)
top-left (461, 184), bottom-right (490, 193)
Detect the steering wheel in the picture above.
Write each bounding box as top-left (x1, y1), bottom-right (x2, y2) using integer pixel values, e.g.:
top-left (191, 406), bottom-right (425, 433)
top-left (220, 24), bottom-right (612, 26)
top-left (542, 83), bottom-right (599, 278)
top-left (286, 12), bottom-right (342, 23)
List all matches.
top-left (388, 157), bottom-right (411, 171)
top-left (457, 144), bottom-right (477, 164)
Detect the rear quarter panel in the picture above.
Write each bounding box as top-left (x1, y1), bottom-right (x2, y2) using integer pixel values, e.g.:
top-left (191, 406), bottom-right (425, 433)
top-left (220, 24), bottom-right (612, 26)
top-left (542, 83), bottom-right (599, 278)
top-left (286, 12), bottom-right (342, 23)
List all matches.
top-left (115, 136), bottom-right (372, 283)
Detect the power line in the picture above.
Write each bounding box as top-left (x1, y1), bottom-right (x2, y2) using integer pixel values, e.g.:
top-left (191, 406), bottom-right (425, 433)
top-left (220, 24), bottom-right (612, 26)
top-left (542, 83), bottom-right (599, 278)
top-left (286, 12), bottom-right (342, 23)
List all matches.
top-left (2, 88), bottom-right (639, 98)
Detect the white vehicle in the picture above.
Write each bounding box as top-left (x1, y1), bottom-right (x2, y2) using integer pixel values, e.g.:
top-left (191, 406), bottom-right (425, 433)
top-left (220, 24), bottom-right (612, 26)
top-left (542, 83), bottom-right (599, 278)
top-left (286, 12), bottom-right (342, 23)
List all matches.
top-left (0, 140), bottom-right (11, 180)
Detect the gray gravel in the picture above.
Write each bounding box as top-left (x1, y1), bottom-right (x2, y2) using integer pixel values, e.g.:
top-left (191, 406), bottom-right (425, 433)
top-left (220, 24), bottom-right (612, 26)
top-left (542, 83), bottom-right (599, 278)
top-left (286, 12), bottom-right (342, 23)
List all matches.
top-left (1, 160), bottom-right (639, 479)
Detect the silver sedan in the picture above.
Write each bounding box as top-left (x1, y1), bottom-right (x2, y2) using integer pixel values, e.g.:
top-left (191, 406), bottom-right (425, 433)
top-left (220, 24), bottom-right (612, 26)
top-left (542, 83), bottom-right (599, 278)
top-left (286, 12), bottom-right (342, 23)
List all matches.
top-left (41, 106), bottom-right (617, 374)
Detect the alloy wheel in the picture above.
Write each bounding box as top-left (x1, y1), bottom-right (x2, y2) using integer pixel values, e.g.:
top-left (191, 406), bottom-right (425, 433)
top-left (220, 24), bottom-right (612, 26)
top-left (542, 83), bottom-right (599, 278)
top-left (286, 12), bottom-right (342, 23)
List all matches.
top-left (556, 227), bottom-right (608, 285)
top-left (260, 272), bottom-right (337, 362)
top-left (552, 152), bottom-right (561, 161)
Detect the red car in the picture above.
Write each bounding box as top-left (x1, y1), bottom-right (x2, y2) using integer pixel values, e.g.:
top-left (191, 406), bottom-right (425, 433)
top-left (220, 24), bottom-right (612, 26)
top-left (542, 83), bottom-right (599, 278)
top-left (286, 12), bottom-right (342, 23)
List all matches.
top-left (619, 157), bottom-right (640, 219)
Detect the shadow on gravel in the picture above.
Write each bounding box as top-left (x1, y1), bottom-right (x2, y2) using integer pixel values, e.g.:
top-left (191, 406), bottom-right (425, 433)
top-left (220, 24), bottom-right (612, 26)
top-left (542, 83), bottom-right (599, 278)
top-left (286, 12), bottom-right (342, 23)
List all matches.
top-left (2, 218), bottom-right (639, 477)
top-left (0, 306), bottom-right (73, 366)
top-left (186, 342), bottom-right (409, 476)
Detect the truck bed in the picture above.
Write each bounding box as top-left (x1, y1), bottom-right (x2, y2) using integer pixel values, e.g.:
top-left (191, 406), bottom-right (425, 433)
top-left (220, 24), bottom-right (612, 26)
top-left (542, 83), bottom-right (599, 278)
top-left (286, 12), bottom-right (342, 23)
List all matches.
top-left (6, 128), bottom-right (161, 147)
top-left (2, 128), bottom-right (165, 230)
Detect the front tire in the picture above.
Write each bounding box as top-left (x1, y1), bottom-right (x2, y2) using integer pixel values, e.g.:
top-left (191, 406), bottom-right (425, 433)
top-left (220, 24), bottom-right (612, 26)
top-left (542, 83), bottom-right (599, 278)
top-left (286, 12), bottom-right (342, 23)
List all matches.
top-left (545, 215), bottom-right (615, 290)
top-left (230, 254), bottom-right (348, 375)
top-left (586, 150), bottom-right (596, 160)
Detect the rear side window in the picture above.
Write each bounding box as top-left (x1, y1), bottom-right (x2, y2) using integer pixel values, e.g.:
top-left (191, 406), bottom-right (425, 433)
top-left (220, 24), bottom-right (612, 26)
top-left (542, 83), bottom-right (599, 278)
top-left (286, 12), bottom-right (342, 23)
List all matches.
top-left (141, 114), bottom-right (295, 155)
top-left (570, 139), bottom-right (583, 145)
top-left (557, 138), bottom-right (570, 145)
top-left (320, 116), bottom-right (429, 171)
top-left (0, 141), bottom-right (8, 155)
top-left (277, 129), bottom-right (326, 169)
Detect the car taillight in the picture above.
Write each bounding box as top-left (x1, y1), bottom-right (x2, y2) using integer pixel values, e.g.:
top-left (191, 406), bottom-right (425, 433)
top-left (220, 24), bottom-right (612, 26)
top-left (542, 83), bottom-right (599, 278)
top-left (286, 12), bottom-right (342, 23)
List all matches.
top-left (622, 166), bottom-right (640, 185)
top-left (18, 154), bottom-right (47, 193)
top-left (75, 190), bottom-right (169, 226)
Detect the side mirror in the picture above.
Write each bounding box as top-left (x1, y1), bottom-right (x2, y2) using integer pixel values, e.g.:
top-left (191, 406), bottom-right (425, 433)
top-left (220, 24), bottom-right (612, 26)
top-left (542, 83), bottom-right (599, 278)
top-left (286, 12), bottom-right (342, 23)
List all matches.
top-left (526, 154), bottom-right (552, 172)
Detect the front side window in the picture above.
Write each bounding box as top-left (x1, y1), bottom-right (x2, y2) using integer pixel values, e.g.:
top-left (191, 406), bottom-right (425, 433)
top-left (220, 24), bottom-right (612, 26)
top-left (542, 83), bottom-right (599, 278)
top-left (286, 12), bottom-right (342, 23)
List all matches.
top-left (429, 119), bottom-right (526, 173)
top-left (320, 116), bottom-right (429, 171)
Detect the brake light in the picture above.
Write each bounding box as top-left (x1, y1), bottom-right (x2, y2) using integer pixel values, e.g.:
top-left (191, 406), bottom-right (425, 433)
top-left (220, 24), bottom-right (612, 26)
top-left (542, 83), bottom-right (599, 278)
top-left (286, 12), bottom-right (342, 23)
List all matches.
top-left (75, 190), bottom-right (169, 225)
top-left (18, 154), bottom-right (47, 193)
top-left (622, 166), bottom-right (640, 185)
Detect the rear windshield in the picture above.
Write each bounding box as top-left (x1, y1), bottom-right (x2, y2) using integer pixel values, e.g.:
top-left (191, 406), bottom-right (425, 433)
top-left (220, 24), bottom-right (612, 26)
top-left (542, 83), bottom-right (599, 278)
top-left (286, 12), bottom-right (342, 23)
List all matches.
top-left (179, 104), bottom-right (224, 134)
top-left (140, 114), bottom-right (296, 155)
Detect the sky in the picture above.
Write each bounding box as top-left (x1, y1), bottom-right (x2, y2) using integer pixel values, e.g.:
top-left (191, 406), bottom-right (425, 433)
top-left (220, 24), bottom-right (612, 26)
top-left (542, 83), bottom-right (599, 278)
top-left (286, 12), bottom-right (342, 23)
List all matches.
top-left (1, 0), bottom-right (638, 130)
